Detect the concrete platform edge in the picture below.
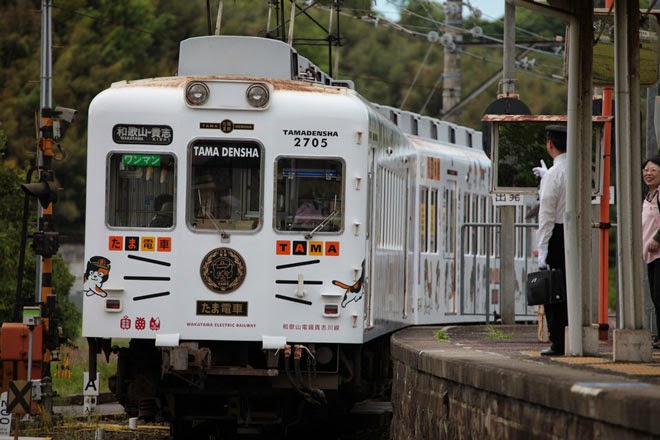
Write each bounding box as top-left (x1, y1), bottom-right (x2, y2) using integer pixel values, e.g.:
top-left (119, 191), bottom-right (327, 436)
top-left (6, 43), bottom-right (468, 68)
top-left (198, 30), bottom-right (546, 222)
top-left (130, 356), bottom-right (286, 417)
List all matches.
top-left (391, 326), bottom-right (660, 437)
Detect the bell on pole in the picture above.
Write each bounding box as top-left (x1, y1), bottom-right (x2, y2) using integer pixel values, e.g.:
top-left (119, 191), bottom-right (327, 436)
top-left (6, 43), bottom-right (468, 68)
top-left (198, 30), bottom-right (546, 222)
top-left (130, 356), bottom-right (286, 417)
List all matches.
top-left (21, 178), bottom-right (58, 208)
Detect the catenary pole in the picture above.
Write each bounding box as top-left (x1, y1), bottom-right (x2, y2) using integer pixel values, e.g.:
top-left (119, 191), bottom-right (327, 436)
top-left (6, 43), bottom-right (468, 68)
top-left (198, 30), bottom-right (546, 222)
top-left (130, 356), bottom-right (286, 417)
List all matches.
top-left (499, 0), bottom-right (516, 324)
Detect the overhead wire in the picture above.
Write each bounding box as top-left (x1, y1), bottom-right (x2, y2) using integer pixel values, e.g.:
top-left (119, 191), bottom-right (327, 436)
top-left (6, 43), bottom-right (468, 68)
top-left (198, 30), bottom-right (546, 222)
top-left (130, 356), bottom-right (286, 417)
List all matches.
top-left (318, 1), bottom-right (564, 61)
top-left (396, 3), bottom-right (562, 58)
top-left (318, 2), bottom-right (565, 74)
top-left (312, 0), bottom-right (567, 115)
top-left (400, 44), bottom-right (435, 108)
top-left (383, 0), bottom-right (556, 42)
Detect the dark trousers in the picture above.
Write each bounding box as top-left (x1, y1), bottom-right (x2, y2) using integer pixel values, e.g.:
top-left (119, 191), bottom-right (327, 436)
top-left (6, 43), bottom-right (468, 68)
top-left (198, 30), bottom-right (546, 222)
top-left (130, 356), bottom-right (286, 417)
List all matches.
top-left (545, 224), bottom-right (567, 351)
top-left (647, 259), bottom-right (660, 337)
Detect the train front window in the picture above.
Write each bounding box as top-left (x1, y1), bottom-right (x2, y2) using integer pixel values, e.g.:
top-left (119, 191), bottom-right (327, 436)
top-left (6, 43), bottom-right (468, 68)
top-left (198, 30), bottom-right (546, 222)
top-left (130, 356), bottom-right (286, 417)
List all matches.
top-left (106, 153), bottom-right (176, 228)
top-left (274, 157), bottom-right (343, 232)
top-left (189, 140), bottom-right (262, 231)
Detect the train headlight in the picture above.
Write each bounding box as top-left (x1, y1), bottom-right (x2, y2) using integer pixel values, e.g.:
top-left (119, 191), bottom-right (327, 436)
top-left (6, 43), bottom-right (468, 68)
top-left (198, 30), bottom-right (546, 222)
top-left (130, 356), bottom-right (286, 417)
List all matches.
top-left (246, 83), bottom-right (269, 108)
top-left (185, 82), bottom-right (210, 105)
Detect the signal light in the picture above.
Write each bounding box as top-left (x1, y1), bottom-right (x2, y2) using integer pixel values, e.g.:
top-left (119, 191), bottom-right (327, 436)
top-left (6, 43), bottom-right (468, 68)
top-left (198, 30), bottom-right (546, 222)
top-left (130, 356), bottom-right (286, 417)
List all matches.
top-left (32, 231), bottom-right (59, 257)
top-left (21, 178), bottom-right (58, 208)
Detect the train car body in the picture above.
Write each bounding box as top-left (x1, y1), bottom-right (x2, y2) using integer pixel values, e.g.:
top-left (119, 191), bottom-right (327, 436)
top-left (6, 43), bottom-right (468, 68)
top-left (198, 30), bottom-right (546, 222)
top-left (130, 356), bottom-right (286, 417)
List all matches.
top-left (82, 36), bottom-right (534, 437)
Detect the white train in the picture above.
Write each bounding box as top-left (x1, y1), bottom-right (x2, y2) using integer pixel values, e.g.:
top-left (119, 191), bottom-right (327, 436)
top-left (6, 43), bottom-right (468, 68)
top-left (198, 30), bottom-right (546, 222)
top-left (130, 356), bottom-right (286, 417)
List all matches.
top-left (82, 35), bottom-right (534, 438)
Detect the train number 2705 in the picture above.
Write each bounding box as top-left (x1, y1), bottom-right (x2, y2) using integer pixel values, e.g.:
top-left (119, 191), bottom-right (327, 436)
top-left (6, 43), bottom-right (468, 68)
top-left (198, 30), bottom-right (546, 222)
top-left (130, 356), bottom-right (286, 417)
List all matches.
top-left (294, 137), bottom-right (328, 148)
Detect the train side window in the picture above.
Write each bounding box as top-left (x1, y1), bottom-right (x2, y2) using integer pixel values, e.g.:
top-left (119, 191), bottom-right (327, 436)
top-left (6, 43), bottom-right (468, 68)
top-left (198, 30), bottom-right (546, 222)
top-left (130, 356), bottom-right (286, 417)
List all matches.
top-left (106, 153), bottom-right (176, 228)
top-left (479, 196), bottom-right (487, 256)
top-left (443, 184), bottom-right (456, 255)
top-left (189, 140), bottom-right (262, 232)
top-left (463, 193), bottom-right (471, 255)
top-left (420, 187), bottom-right (428, 253)
top-left (274, 157), bottom-right (343, 233)
top-left (429, 189), bottom-right (438, 253)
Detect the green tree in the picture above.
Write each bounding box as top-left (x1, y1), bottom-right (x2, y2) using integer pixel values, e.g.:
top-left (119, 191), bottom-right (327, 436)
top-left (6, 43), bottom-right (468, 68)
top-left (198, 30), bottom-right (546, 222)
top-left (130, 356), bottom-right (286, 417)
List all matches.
top-left (0, 0), bottom-right (571, 240)
top-left (0, 147), bottom-right (80, 341)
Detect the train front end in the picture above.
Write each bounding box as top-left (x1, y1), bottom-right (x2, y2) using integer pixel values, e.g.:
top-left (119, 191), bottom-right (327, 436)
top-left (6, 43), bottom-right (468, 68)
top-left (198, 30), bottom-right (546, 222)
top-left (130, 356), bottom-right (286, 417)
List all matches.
top-left (82, 36), bottom-right (380, 433)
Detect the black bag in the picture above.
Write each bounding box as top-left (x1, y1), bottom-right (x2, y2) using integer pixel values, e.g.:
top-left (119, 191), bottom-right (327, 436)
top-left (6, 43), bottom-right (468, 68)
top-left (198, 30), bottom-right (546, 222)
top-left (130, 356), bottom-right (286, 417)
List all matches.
top-left (526, 269), bottom-right (566, 306)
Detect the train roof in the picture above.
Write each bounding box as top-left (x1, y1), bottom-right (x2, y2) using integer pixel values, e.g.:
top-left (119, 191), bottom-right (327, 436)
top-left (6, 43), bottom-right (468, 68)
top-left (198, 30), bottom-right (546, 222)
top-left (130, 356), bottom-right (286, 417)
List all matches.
top-left (178, 35), bottom-right (353, 89)
top-left (372, 104), bottom-right (483, 151)
top-left (108, 35), bottom-right (483, 151)
top-left (409, 135), bottom-right (488, 161)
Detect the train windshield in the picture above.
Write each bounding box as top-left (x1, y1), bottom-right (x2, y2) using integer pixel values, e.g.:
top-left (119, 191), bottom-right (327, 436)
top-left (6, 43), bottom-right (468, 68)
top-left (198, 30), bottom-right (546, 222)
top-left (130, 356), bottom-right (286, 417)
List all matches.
top-left (274, 157), bottom-right (343, 232)
top-left (106, 153), bottom-right (176, 228)
top-left (189, 139), bottom-right (262, 231)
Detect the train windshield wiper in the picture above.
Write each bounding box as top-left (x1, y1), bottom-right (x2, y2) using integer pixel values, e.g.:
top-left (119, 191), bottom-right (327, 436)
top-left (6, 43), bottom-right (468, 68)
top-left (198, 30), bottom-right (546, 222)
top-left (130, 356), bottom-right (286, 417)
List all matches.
top-left (305, 210), bottom-right (338, 240)
top-left (198, 190), bottom-right (229, 241)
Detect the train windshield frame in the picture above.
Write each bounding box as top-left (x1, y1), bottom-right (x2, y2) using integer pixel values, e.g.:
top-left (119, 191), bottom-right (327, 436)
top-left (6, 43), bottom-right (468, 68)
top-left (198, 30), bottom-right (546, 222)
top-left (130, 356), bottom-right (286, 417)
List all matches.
top-left (106, 152), bottom-right (177, 229)
top-left (273, 157), bottom-right (344, 233)
top-left (188, 139), bottom-right (263, 232)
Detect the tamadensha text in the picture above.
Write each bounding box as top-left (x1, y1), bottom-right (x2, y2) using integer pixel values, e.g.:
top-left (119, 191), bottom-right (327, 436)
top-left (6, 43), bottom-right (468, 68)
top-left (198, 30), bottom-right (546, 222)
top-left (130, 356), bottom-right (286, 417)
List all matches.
top-left (282, 129), bottom-right (339, 137)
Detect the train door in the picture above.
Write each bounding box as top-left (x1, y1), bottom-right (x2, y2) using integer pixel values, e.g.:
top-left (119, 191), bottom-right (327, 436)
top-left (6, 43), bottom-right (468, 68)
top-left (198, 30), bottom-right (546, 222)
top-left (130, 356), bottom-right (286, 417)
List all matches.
top-left (368, 159), bottom-right (408, 326)
top-left (443, 180), bottom-right (458, 313)
top-left (365, 146), bottom-right (375, 328)
top-left (402, 167), bottom-right (410, 318)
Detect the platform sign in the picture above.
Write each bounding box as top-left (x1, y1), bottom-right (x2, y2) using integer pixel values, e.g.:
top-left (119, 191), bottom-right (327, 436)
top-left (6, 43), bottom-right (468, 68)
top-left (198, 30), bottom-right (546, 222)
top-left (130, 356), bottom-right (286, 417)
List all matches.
top-left (491, 193), bottom-right (524, 206)
top-left (591, 186), bottom-right (615, 205)
top-left (7, 380), bottom-right (31, 415)
top-left (83, 395), bottom-right (97, 415)
top-left (0, 392), bottom-right (11, 436)
top-left (82, 372), bottom-right (100, 396)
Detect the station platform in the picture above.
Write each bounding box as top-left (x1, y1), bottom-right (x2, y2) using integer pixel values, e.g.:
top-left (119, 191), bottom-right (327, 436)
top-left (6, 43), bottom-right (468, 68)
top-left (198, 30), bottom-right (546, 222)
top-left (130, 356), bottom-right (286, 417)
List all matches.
top-left (390, 322), bottom-right (660, 439)
top-left (0, 437), bottom-right (51, 440)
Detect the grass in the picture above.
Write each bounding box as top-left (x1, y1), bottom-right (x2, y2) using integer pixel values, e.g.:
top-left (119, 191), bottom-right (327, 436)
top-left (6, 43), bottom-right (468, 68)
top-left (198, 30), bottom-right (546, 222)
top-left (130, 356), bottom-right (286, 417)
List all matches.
top-left (52, 337), bottom-right (127, 399)
top-left (483, 325), bottom-right (514, 340)
top-left (433, 329), bottom-right (449, 342)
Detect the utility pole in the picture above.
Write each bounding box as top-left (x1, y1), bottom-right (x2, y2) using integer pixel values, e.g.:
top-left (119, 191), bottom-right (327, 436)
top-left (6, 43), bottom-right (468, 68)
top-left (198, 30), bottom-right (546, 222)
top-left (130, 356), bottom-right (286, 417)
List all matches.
top-left (441, 0), bottom-right (462, 114)
top-left (497, 1), bottom-right (516, 325)
top-left (19, 0), bottom-right (74, 413)
top-left (36, 0), bottom-right (57, 414)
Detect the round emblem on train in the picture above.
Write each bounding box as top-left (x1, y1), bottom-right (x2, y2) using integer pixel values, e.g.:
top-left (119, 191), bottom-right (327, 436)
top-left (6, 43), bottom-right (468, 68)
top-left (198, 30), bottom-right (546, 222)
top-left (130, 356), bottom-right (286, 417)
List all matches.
top-left (200, 247), bottom-right (246, 293)
top-left (220, 119), bottom-right (234, 133)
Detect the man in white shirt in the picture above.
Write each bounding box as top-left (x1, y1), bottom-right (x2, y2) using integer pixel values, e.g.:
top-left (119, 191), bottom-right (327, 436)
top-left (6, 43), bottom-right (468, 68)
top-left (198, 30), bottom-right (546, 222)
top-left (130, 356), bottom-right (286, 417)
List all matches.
top-left (536, 125), bottom-right (568, 356)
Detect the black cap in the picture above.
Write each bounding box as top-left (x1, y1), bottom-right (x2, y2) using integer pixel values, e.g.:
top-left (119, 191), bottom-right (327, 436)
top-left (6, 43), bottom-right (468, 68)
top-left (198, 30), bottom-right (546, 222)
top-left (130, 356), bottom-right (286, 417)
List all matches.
top-left (545, 124), bottom-right (567, 151)
top-left (545, 125), bottom-right (567, 134)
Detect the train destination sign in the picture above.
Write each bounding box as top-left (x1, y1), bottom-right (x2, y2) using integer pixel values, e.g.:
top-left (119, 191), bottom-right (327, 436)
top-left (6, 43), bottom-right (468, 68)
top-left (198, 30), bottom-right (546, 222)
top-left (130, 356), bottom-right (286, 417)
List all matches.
top-left (193, 144), bottom-right (260, 158)
top-left (191, 140), bottom-right (261, 168)
top-left (122, 154), bottom-right (161, 167)
top-left (113, 124), bottom-right (173, 145)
